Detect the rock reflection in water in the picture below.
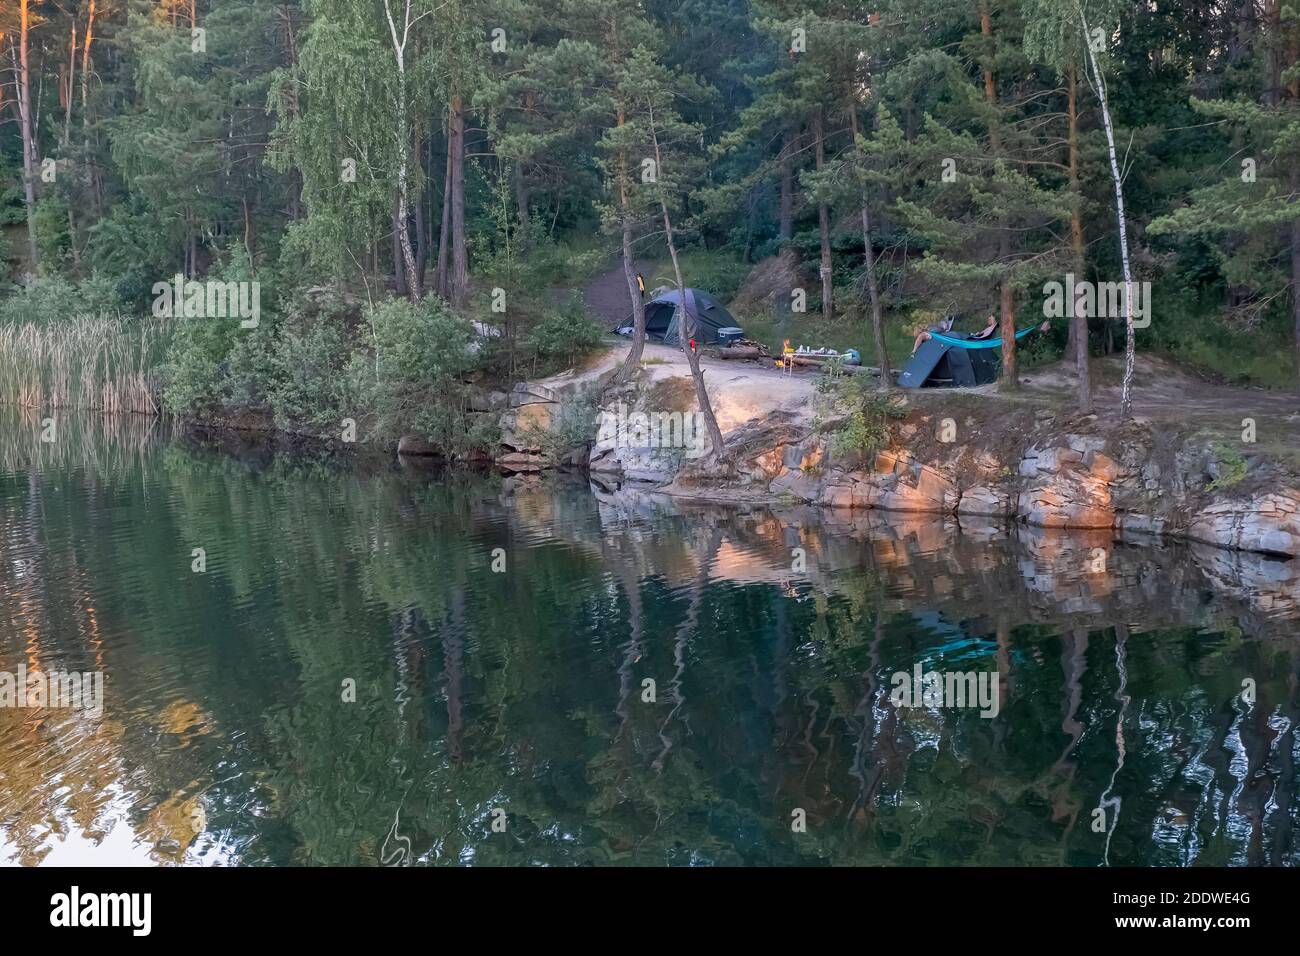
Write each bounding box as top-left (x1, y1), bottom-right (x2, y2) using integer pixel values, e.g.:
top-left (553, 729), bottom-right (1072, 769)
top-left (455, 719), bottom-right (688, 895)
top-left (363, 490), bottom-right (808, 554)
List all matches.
top-left (0, 430), bottom-right (1295, 865)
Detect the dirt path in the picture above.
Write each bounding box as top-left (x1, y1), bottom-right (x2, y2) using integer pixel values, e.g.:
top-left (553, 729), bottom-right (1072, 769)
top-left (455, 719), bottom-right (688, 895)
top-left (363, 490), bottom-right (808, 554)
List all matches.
top-left (1012, 356), bottom-right (1300, 448)
top-left (532, 263), bottom-right (819, 430)
top-left (580, 258), bottom-right (654, 328)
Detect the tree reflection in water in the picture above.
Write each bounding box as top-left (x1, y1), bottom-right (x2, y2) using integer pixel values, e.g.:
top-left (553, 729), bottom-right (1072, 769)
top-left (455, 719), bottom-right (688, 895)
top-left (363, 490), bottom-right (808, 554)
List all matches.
top-left (0, 418), bottom-right (1297, 865)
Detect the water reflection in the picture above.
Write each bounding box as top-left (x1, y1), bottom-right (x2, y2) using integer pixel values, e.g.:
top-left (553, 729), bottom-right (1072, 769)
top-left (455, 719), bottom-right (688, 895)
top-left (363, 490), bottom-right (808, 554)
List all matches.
top-left (0, 414), bottom-right (1296, 865)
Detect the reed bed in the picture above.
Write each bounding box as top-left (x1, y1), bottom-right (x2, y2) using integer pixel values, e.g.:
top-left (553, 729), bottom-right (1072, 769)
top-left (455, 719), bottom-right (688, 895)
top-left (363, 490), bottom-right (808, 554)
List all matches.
top-left (0, 315), bottom-right (167, 416)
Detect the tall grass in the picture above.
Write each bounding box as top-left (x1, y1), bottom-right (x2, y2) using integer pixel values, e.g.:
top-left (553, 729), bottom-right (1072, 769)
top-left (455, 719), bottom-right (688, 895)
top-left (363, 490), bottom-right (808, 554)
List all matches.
top-left (0, 316), bottom-right (167, 415)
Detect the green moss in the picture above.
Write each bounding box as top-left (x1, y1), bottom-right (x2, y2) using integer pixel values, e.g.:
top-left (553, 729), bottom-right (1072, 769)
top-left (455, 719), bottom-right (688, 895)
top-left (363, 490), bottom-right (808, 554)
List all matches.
top-left (1207, 442), bottom-right (1248, 490)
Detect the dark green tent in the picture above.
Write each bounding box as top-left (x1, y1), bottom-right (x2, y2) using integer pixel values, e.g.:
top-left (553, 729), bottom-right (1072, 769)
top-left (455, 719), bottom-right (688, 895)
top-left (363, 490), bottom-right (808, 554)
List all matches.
top-left (642, 288), bottom-right (736, 346)
top-left (898, 334), bottom-right (1000, 388)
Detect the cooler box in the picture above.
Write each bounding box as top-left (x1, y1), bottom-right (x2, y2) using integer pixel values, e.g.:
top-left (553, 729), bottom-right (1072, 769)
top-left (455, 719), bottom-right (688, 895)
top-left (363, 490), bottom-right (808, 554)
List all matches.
top-left (717, 327), bottom-right (745, 347)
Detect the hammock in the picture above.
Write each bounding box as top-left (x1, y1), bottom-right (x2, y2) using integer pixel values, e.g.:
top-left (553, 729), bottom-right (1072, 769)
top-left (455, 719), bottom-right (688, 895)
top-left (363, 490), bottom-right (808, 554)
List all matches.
top-left (930, 325), bottom-right (1039, 350)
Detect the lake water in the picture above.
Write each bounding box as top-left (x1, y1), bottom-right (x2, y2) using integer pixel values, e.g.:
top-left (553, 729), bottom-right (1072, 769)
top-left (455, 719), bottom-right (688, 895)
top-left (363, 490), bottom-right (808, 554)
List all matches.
top-left (1, 411), bottom-right (1297, 866)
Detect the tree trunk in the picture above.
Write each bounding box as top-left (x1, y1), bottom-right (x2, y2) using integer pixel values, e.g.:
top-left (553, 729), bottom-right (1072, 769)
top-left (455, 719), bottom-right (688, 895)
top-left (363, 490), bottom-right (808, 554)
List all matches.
top-left (81, 0), bottom-right (96, 123)
top-left (615, 109), bottom-right (647, 385)
top-left (650, 117), bottom-right (727, 465)
top-left (1068, 64), bottom-right (1092, 413)
top-left (514, 161), bottom-right (530, 250)
top-left (849, 107), bottom-right (890, 386)
top-left (1289, 23), bottom-right (1300, 393)
top-left (63, 22), bottom-right (77, 148)
top-left (982, 0), bottom-right (1018, 392)
top-left (1080, 5), bottom-right (1137, 416)
top-left (779, 127), bottom-right (796, 242)
top-left (392, 203), bottom-right (408, 297)
top-left (448, 92), bottom-right (469, 307)
top-left (435, 125), bottom-right (452, 296)
top-left (813, 108), bottom-right (833, 321)
top-left (17, 0), bottom-right (39, 270)
top-left (394, 143), bottom-right (420, 298)
top-left (1263, 0), bottom-right (1283, 106)
top-left (615, 213), bottom-right (645, 383)
top-left (1292, 159), bottom-right (1300, 392)
top-left (415, 134), bottom-right (430, 281)
top-left (383, 0), bottom-right (421, 299)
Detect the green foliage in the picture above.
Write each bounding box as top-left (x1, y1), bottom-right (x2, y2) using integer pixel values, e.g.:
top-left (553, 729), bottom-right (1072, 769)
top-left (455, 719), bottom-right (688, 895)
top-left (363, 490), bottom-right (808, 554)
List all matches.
top-left (0, 275), bottom-right (127, 324)
top-left (648, 248), bottom-right (751, 301)
top-left (520, 300), bottom-right (605, 372)
top-left (158, 312), bottom-right (245, 418)
top-left (31, 197), bottom-right (72, 268)
top-left (267, 314), bottom-right (359, 432)
top-left (2, 0), bottom-right (1299, 430)
top-left (1207, 442), bottom-right (1248, 490)
top-left (815, 371), bottom-right (908, 461)
top-left (363, 297), bottom-right (497, 453)
top-left (161, 290), bottom-right (498, 454)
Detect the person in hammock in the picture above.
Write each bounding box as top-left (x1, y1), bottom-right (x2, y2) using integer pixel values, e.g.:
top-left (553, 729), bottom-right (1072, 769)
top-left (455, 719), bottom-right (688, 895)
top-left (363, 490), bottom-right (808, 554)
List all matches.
top-left (916, 313), bottom-right (1051, 354)
top-left (971, 313), bottom-right (998, 340)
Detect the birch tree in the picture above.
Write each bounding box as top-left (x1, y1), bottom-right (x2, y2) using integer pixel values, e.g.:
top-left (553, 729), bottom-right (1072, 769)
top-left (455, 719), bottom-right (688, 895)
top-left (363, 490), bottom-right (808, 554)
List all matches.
top-left (381, 0), bottom-right (426, 297)
top-left (1077, 0), bottom-right (1137, 415)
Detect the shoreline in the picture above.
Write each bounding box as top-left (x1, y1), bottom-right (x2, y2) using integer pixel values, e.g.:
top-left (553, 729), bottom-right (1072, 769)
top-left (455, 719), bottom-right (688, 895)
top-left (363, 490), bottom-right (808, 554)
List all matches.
top-left (15, 398), bottom-right (1296, 563)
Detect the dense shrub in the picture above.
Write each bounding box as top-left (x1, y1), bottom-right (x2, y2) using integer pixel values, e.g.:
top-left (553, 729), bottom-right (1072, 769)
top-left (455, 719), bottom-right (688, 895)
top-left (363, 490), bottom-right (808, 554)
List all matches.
top-left (0, 274), bottom-right (128, 324)
top-left (520, 299), bottom-right (605, 373)
top-left (363, 297), bottom-right (496, 453)
top-left (267, 311), bottom-right (358, 432)
top-left (158, 312), bottom-right (242, 416)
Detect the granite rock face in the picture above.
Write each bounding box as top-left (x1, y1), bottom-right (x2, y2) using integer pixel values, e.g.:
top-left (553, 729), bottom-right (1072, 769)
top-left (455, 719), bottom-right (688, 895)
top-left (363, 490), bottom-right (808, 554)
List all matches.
top-left (497, 380), bottom-right (603, 472)
top-left (668, 411), bottom-right (1300, 558)
top-left (501, 377), bottom-right (1300, 558)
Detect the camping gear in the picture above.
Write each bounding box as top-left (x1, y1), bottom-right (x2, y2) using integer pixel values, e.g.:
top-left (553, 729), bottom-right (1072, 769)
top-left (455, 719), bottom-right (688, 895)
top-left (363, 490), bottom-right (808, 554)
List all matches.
top-left (844, 348), bottom-right (861, 365)
top-left (642, 288), bottom-right (738, 346)
top-left (899, 323), bottom-right (1045, 388)
top-left (898, 332), bottom-right (1000, 388)
top-left (930, 325), bottom-right (1038, 350)
top-left (717, 326), bottom-right (745, 347)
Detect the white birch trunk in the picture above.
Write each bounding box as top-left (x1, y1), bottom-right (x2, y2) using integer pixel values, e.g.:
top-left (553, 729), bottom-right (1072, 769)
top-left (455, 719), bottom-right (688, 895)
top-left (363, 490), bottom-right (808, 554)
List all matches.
top-left (1080, 3), bottom-right (1136, 417)
top-left (384, 0), bottom-right (422, 299)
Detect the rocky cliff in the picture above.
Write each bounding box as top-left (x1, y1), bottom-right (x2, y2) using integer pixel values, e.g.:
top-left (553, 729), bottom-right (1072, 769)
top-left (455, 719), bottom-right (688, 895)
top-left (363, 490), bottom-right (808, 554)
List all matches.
top-left (498, 373), bottom-right (1300, 560)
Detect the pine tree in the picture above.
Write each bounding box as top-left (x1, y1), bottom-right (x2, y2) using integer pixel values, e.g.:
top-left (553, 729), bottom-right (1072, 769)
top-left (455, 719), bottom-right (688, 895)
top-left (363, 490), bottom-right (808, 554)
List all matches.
top-left (888, 0), bottom-right (1072, 391)
top-left (621, 45), bottom-right (728, 464)
top-left (1149, 1), bottom-right (1300, 392)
